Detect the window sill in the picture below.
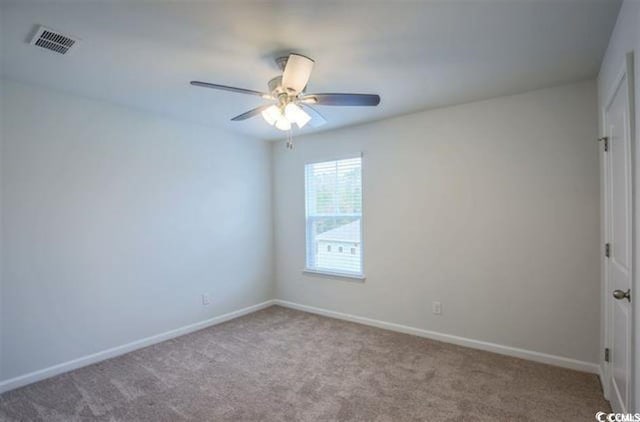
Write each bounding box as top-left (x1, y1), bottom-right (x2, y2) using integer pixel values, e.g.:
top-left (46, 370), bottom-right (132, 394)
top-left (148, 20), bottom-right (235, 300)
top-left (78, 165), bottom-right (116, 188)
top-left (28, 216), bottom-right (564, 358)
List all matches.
top-left (303, 268), bottom-right (366, 281)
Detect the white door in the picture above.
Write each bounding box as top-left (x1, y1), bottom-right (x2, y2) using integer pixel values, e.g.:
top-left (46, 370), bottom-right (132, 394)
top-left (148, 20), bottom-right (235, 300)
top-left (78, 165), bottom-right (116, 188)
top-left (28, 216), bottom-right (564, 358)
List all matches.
top-left (604, 56), bottom-right (634, 414)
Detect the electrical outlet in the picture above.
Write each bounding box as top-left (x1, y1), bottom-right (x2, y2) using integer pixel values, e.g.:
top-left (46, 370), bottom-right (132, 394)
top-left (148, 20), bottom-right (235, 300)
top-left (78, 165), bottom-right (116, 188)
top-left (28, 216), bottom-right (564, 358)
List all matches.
top-left (432, 301), bottom-right (442, 315)
top-left (202, 294), bottom-right (211, 306)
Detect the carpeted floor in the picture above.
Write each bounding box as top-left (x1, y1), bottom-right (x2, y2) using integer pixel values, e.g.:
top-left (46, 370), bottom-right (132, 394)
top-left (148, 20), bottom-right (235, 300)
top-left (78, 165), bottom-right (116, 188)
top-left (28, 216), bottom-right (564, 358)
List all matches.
top-left (0, 305), bottom-right (609, 421)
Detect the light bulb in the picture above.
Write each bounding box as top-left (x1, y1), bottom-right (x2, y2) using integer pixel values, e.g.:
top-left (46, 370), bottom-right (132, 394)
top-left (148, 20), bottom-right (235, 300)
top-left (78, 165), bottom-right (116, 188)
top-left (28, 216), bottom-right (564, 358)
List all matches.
top-left (261, 105), bottom-right (282, 126)
top-left (275, 117), bottom-right (291, 131)
top-left (284, 103), bottom-right (312, 128)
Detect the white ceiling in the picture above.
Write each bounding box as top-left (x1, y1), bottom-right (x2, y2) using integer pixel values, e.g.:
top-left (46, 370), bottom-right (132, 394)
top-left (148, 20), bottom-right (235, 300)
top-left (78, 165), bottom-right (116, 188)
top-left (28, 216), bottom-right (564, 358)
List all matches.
top-left (0, 0), bottom-right (621, 140)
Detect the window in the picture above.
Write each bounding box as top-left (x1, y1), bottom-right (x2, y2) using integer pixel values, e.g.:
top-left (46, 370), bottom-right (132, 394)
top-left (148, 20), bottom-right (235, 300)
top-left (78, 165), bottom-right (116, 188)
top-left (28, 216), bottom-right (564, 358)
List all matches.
top-left (305, 156), bottom-right (363, 277)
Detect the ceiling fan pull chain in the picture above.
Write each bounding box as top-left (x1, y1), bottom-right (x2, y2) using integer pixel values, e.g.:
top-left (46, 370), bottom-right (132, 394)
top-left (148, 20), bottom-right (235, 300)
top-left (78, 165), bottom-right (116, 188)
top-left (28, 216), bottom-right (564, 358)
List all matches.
top-left (286, 130), bottom-right (294, 150)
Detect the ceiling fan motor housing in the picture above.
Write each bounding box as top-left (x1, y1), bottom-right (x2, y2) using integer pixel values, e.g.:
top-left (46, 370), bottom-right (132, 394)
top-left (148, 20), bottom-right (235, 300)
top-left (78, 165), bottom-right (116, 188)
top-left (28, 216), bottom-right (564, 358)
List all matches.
top-left (268, 76), bottom-right (283, 95)
top-left (275, 56), bottom-right (289, 71)
top-left (268, 76), bottom-right (296, 108)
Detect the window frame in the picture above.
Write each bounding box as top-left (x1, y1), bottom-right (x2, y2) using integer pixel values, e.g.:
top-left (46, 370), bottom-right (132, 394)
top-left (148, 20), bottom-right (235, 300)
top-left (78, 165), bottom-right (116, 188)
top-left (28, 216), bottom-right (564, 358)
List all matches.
top-left (303, 154), bottom-right (365, 281)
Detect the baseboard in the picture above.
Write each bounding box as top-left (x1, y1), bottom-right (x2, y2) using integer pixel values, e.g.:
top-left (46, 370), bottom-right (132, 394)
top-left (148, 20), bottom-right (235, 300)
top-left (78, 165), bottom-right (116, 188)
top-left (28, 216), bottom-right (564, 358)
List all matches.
top-left (0, 298), bottom-right (600, 394)
top-left (274, 299), bottom-right (600, 374)
top-left (0, 300), bottom-right (276, 394)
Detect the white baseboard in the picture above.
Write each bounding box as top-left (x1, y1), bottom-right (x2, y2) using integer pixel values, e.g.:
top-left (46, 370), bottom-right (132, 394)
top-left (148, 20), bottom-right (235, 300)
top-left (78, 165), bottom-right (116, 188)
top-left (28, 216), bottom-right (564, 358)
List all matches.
top-left (0, 298), bottom-right (600, 395)
top-left (0, 300), bottom-right (275, 394)
top-left (274, 299), bottom-right (600, 374)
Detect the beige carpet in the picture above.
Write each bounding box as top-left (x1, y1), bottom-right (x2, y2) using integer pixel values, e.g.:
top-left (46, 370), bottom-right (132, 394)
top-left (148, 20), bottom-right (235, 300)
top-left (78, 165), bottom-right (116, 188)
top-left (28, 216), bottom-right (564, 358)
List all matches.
top-left (0, 306), bottom-right (609, 421)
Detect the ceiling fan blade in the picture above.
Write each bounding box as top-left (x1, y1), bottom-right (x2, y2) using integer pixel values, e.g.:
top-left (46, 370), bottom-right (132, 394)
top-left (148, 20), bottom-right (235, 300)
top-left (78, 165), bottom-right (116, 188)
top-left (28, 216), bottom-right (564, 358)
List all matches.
top-left (301, 93), bottom-right (380, 106)
top-left (281, 54), bottom-right (314, 94)
top-left (231, 104), bottom-right (272, 121)
top-left (299, 104), bottom-right (327, 128)
top-left (190, 81), bottom-right (270, 98)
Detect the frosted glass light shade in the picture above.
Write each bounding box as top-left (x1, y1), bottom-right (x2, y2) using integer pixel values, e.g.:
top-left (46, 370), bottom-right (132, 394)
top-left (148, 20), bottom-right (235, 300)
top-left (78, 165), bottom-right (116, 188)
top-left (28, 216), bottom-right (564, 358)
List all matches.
top-left (275, 117), bottom-right (291, 131)
top-left (284, 103), bottom-right (311, 128)
top-left (261, 105), bottom-right (282, 126)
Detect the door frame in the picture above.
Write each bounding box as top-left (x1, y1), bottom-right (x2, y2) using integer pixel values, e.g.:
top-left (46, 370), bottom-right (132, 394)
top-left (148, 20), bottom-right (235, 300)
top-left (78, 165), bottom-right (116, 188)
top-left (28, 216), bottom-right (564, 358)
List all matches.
top-left (601, 51), bottom-right (636, 411)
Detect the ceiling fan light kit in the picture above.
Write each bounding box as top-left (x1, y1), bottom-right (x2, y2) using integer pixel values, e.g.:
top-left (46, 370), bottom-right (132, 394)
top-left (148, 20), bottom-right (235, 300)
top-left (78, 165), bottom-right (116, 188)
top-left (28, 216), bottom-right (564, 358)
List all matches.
top-left (261, 104), bottom-right (282, 126)
top-left (275, 115), bottom-right (292, 131)
top-left (284, 103), bottom-right (311, 128)
top-left (190, 53), bottom-right (380, 147)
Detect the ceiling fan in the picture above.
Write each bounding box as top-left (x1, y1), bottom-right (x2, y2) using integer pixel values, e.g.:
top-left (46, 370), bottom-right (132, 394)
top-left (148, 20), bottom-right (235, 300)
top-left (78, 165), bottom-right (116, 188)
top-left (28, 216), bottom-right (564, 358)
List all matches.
top-left (190, 53), bottom-right (381, 133)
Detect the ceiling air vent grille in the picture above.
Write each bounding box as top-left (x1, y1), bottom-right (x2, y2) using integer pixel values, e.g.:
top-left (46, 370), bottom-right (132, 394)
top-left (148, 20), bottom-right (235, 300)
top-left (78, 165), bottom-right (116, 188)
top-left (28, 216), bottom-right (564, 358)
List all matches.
top-left (30, 26), bottom-right (78, 55)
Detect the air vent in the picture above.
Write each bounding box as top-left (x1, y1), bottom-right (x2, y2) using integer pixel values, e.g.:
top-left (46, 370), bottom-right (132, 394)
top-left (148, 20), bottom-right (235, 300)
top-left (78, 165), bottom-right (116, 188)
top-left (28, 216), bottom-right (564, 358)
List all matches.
top-left (29, 26), bottom-right (78, 55)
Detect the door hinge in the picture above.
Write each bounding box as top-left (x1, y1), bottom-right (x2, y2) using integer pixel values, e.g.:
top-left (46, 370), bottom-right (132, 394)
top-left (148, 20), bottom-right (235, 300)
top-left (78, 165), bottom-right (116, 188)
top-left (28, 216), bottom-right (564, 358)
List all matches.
top-left (599, 136), bottom-right (609, 152)
top-left (605, 348), bottom-right (610, 362)
top-left (605, 243), bottom-right (611, 258)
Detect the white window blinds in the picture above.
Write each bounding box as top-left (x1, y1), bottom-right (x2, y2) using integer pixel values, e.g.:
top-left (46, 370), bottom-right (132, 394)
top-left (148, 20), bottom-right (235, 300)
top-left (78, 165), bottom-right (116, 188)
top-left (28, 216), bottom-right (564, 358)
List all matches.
top-left (305, 157), bottom-right (363, 276)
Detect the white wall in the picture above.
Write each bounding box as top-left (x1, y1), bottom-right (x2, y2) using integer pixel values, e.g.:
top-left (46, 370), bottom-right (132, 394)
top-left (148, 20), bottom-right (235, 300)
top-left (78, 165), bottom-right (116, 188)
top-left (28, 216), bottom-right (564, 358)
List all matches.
top-left (0, 75), bottom-right (604, 387)
top-left (0, 79), bottom-right (273, 381)
top-left (597, 0), bottom-right (640, 411)
top-left (273, 81), bottom-right (600, 365)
